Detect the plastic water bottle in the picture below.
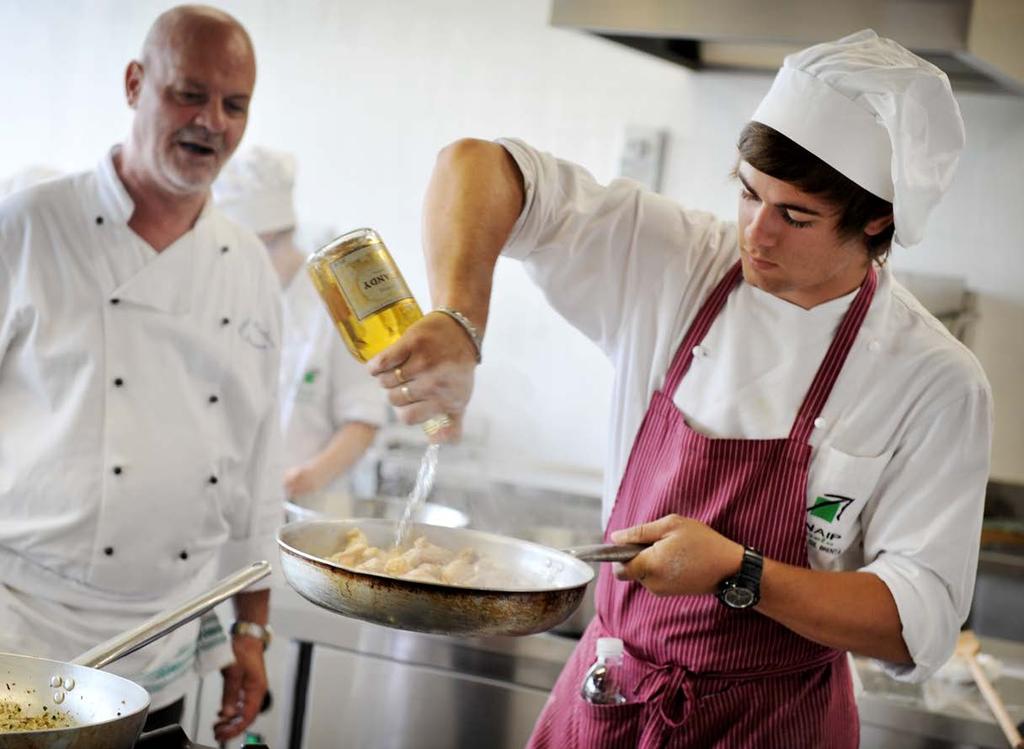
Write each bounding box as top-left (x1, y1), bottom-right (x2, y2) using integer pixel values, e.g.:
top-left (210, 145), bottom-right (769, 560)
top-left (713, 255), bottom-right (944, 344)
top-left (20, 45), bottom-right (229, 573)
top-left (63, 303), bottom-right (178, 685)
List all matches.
top-left (581, 637), bottom-right (627, 705)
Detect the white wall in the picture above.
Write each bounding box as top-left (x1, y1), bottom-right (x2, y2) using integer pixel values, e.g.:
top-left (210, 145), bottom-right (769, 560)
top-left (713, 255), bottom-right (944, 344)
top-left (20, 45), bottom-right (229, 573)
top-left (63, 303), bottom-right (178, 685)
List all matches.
top-left (3, 0), bottom-right (1023, 483)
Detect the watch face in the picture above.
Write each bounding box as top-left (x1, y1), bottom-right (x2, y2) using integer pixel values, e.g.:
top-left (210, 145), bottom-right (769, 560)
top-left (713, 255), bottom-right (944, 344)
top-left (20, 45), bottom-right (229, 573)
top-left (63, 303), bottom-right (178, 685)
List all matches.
top-left (724, 585), bottom-right (756, 609)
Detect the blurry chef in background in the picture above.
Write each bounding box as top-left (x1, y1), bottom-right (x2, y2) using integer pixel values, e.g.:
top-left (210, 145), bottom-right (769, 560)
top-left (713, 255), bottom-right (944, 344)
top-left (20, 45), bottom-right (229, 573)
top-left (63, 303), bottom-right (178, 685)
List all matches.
top-left (214, 146), bottom-right (386, 504)
top-left (0, 6), bottom-right (281, 742)
top-left (369, 30), bottom-right (992, 747)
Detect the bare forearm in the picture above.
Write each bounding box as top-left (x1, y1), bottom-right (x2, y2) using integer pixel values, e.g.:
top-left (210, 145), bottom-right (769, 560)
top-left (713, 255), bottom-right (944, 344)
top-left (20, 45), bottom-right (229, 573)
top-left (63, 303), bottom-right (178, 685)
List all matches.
top-left (368, 139), bottom-right (523, 439)
top-left (233, 589), bottom-right (269, 627)
top-left (309, 421), bottom-right (377, 483)
top-left (423, 138), bottom-right (525, 329)
top-left (612, 516), bottom-right (913, 664)
top-left (757, 561), bottom-right (911, 664)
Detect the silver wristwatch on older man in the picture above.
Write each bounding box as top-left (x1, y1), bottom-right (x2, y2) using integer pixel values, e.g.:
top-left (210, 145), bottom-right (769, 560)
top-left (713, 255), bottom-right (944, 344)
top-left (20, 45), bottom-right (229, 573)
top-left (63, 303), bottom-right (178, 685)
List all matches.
top-left (230, 620), bottom-right (273, 650)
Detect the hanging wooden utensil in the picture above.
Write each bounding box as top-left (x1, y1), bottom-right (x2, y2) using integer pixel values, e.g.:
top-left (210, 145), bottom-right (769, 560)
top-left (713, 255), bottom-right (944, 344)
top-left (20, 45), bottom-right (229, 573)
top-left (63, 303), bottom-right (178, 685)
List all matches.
top-left (955, 630), bottom-right (1024, 749)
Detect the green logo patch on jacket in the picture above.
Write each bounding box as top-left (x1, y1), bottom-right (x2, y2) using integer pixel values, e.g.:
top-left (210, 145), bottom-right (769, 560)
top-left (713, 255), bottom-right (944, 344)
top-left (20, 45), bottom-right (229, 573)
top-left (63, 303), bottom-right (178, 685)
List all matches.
top-left (808, 494), bottom-right (855, 523)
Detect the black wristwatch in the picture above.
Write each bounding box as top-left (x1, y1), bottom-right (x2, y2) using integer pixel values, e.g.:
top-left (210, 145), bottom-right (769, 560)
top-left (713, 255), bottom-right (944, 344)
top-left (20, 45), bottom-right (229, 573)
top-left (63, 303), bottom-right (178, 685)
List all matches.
top-left (716, 546), bottom-right (764, 609)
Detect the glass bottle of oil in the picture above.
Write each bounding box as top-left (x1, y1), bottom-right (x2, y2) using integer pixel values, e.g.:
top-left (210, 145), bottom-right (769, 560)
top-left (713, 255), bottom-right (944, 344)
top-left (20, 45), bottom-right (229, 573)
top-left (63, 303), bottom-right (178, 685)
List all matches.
top-left (307, 227), bottom-right (449, 437)
top-left (306, 227), bottom-right (424, 363)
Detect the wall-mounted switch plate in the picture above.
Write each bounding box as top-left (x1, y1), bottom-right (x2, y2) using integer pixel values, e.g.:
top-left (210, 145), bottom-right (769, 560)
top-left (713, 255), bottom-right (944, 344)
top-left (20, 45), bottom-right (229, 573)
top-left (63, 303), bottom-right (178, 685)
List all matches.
top-left (618, 126), bottom-right (667, 192)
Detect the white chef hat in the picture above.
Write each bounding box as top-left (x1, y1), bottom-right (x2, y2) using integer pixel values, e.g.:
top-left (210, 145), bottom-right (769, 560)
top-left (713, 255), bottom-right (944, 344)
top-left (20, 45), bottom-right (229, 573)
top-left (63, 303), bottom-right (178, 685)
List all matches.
top-left (213, 145), bottom-right (297, 234)
top-left (751, 29), bottom-right (965, 247)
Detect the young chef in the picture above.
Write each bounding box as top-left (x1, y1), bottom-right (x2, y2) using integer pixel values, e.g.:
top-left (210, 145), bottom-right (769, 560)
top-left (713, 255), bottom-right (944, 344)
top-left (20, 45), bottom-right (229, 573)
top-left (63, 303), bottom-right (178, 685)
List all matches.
top-left (0, 6), bottom-right (282, 742)
top-left (366, 30), bottom-right (992, 747)
top-left (214, 146), bottom-right (386, 501)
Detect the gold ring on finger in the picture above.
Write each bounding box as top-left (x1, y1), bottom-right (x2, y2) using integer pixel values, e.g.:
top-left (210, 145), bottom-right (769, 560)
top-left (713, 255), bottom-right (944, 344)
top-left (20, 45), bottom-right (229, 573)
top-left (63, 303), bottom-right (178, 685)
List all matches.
top-left (423, 414), bottom-right (453, 435)
top-left (394, 366), bottom-right (405, 385)
top-left (401, 384), bottom-right (413, 405)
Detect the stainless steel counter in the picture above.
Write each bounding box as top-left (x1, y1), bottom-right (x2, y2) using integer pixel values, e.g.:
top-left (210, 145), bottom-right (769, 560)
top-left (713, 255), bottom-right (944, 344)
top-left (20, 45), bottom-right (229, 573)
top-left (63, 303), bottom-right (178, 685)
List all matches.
top-left (855, 641), bottom-right (1024, 749)
top-left (270, 580), bottom-right (1024, 749)
top-left (270, 582), bottom-right (570, 748)
top-left (273, 583), bottom-right (572, 688)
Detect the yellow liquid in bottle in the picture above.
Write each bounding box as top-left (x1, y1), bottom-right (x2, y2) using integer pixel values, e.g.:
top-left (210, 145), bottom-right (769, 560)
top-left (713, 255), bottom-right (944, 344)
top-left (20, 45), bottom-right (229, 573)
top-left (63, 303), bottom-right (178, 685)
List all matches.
top-left (308, 228), bottom-right (451, 439)
top-left (306, 229), bottom-right (423, 363)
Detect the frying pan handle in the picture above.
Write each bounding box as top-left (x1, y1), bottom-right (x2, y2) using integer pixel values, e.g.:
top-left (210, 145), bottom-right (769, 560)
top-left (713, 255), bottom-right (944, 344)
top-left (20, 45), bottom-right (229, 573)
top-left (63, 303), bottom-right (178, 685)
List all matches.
top-left (564, 543), bottom-right (649, 563)
top-left (72, 561), bottom-right (271, 669)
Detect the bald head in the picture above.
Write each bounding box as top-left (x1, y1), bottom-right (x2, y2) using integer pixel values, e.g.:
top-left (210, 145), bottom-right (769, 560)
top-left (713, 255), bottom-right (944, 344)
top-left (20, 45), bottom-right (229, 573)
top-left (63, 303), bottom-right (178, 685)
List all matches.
top-left (121, 4), bottom-right (257, 200)
top-left (141, 5), bottom-right (255, 79)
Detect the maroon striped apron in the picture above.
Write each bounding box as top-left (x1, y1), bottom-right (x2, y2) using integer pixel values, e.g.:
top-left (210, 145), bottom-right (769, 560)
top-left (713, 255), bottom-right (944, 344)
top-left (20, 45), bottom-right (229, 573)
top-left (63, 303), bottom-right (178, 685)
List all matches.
top-left (528, 260), bottom-right (876, 748)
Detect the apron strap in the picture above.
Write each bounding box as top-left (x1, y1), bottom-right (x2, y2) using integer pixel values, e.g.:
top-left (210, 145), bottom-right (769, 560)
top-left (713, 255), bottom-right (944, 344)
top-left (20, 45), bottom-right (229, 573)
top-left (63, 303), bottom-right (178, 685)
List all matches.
top-left (788, 265), bottom-right (878, 444)
top-left (662, 260), bottom-right (743, 395)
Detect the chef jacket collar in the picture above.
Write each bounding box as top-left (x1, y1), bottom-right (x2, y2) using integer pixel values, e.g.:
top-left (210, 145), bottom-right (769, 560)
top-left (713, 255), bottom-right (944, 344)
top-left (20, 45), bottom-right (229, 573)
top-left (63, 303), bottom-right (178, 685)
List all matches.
top-left (95, 146), bottom-right (135, 224)
top-left (95, 145), bottom-right (216, 229)
top-left (98, 146), bottom-right (219, 315)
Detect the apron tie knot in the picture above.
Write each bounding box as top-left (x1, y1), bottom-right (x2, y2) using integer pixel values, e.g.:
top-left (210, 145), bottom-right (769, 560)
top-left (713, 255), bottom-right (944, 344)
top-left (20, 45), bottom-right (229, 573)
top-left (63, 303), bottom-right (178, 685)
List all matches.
top-left (634, 660), bottom-right (692, 729)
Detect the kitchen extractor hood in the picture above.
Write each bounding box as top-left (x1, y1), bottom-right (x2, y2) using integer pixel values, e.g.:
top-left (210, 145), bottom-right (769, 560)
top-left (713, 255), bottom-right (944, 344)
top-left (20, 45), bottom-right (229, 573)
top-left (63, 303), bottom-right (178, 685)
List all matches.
top-left (550, 0), bottom-right (1024, 95)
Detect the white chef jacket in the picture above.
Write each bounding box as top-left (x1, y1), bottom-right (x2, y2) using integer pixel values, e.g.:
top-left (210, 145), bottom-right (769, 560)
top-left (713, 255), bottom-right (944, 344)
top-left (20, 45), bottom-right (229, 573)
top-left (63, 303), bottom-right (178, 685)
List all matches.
top-left (279, 268), bottom-right (386, 488)
top-left (498, 138), bottom-right (992, 682)
top-left (0, 148), bottom-right (285, 707)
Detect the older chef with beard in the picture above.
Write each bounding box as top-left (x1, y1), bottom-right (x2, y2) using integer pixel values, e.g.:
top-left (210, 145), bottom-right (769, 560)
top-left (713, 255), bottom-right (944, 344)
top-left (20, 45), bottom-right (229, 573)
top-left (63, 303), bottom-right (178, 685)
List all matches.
top-left (0, 5), bottom-right (282, 742)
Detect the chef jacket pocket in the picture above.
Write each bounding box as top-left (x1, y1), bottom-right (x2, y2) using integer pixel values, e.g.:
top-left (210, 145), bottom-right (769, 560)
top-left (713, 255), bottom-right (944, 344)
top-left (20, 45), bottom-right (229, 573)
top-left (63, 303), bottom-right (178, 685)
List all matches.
top-left (806, 446), bottom-right (893, 557)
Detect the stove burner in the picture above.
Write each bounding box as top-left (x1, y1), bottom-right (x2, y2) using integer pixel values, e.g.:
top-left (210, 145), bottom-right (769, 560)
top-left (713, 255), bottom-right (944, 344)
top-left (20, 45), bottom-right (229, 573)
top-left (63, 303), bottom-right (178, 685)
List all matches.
top-left (135, 724), bottom-right (269, 748)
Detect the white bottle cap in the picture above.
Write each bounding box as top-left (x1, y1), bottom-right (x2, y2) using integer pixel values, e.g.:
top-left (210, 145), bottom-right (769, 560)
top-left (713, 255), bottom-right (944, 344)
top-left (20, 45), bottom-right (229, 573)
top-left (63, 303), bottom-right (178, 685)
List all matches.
top-left (596, 637), bottom-right (624, 660)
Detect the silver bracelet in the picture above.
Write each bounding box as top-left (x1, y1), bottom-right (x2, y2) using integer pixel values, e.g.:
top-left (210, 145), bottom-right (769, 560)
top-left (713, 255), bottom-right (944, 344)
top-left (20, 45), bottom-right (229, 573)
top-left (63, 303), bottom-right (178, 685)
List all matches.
top-left (432, 307), bottom-right (483, 363)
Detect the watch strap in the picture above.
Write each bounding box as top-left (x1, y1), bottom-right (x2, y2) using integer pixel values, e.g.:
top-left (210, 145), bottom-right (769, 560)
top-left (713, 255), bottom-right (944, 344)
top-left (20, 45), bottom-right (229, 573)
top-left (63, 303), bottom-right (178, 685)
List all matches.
top-left (737, 546), bottom-right (764, 587)
top-left (231, 620), bottom-right (273, 649)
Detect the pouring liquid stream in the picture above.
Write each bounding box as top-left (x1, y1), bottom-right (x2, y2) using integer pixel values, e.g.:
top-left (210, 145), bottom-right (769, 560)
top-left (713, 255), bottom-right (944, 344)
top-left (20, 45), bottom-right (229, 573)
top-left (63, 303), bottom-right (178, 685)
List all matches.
top-left (394, 442), bottom-right (440, 548)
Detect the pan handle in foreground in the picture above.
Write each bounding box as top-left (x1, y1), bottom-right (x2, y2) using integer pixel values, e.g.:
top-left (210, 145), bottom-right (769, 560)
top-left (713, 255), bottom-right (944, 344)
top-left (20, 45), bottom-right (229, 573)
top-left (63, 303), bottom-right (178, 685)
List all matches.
top-left (564, 543), bottom-right (649, 563)
top-left (72, 560), bottom-right (271, 670)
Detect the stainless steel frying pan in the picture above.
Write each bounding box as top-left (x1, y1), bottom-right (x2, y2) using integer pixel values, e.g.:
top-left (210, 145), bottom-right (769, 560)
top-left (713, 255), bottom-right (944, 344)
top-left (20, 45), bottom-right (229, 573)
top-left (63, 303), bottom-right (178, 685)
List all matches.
top-left (0, 561), bottom-right (270, 749)
top-left (278, 519), bottom-right (643, 637)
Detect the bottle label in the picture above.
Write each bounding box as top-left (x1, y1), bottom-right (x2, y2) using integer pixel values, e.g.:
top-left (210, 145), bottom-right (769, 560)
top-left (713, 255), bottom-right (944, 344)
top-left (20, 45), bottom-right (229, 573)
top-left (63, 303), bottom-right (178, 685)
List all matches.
top-left (328, 244), bottom-right (413, 321)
